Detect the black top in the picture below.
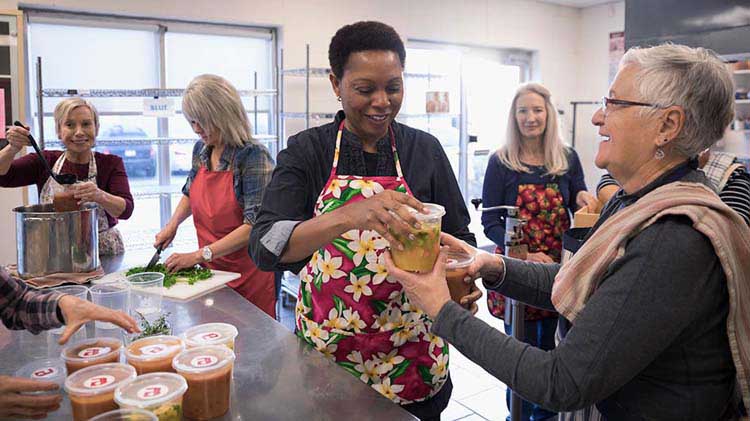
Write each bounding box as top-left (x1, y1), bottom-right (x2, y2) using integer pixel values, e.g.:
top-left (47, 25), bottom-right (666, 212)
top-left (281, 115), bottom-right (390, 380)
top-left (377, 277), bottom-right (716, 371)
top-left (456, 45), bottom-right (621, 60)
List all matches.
top-left (249, 111), bottom-right (476, 274)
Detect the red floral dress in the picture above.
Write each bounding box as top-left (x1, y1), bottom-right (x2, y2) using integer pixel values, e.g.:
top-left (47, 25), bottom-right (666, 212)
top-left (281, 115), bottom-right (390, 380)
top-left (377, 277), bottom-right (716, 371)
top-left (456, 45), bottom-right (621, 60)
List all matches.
top-left (487, 183), bottom-right (570, 320)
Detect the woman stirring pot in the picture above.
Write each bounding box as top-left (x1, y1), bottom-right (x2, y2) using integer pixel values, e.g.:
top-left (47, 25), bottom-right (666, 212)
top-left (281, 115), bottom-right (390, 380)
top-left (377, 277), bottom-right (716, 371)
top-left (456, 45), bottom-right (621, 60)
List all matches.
top-left (1, 98), bottom-right (134, 255)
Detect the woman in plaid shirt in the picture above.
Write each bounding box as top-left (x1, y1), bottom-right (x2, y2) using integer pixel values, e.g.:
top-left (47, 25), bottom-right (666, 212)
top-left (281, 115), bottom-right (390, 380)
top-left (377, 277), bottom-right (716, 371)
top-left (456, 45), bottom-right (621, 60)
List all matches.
top-left (0, 267), bottom-right (138, 418)
top-left (155, 74), bottom-right (277, 317)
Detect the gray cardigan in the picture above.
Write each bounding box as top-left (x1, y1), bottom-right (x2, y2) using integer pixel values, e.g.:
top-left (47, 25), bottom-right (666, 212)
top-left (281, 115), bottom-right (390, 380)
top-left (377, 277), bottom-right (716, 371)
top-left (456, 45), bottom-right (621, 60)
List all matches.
top-left (432, 168), bottom-right (737, 420)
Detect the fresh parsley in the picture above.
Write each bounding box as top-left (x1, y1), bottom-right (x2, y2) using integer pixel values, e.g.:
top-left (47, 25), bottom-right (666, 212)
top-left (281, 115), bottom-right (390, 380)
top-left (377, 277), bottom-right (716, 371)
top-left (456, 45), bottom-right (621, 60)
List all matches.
top-left (126, 263), bottom-right (212, 288)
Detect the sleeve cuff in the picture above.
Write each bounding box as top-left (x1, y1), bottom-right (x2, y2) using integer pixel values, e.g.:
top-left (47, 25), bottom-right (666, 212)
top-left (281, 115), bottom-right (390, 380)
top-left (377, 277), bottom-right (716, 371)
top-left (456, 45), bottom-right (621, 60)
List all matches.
top-left (432, 300), bottom-right (469, 339)
top-left (261, 220), bottom-right (303, 257)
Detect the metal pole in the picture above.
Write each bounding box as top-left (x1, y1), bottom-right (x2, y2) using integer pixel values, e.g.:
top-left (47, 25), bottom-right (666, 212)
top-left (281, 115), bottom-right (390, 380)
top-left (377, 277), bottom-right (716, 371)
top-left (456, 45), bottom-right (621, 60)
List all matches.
top-left (156, 25), bottom-right (171, 231)
top-left (305, 43), bottom-right (310, 130)
top-left (279, 47), bottom-right (284, 153)
top-left (35, 57), bottom-right (44, 148)
top-left (503, 208), bottom-right (526, 421)
top-left (253, 71), bottom-right (258, 132)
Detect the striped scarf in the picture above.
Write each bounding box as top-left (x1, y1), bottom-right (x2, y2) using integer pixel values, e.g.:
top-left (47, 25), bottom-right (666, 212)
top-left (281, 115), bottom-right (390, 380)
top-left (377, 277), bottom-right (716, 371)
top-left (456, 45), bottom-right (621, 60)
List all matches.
top-left (551, 181), bottom-right (750, 413)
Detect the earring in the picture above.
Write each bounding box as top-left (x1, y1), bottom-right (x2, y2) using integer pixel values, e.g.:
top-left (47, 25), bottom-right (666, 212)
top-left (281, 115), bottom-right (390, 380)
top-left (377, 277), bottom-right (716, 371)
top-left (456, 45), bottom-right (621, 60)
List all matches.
top-left (654, 147), bottom-right (665, 160)
top-left (337, 96), bottom-right (341, 102)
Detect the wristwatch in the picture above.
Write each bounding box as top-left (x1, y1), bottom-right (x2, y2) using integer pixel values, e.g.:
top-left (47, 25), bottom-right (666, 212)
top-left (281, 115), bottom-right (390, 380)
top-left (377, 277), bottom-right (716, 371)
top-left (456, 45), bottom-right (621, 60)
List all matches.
top-left (201, 246), bottom-right (213, 262)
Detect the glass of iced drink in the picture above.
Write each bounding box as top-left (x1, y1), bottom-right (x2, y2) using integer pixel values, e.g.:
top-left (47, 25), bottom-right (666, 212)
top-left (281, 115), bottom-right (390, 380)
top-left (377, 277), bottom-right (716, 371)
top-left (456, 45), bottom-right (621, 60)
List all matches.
top-left (64, 363), bottom-right (136, 421)
top-left (181, 322), bottom-right (239, 352)
top-left (172, 345), bottom-right (235, 419)
top-left (390, 203), bottom-right (445, 273)
top-left (125, 335), bottom-right (184, 375)
top-left (114, 372), bottom-right (188, 421)
top-left (61, 337), bottom-right (123, 374)
top-left (445, 250), bottom-right (475, 305)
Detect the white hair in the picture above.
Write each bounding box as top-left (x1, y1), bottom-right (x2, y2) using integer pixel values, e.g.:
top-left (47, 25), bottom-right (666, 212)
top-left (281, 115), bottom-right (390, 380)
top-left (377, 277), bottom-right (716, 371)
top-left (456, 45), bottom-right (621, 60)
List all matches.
top-left (54, 98), bottom-right (100, 137)
top-left (497, 82), bottom-right (569, 176)
top-left (621, 44), bottom-right (735, 157)
top-left (182, 74), bottom-right (254, 148)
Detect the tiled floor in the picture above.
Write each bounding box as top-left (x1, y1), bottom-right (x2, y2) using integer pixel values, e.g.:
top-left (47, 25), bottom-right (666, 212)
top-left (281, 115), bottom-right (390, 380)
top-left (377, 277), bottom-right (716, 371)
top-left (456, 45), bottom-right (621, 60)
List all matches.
top-left (277, 282), bottom-right (511, 420)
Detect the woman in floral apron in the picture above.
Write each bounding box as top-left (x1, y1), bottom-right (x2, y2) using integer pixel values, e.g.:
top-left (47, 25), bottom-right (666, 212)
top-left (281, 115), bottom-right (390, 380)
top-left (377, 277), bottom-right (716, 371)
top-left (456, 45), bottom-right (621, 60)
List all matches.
top-left (249, 21), bottom-right (479, 420)
top-left (1, 98), bottom-right (134, 256)
top-left (480, 83), bottom-right (593, 421)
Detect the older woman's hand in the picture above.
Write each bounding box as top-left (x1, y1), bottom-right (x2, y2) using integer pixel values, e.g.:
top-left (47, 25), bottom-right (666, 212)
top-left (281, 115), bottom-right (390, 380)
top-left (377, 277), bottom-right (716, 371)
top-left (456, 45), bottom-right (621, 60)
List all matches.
top-left (384, 248), bottom-right (451, 319)
top-left (459, 282), bottom-right (483, 314)
top-left (439, 232), bottom-right (504, 283)
top-left (164, 251), bottom-right (203, 273)
top-left (72, 181), bottom-right (105, 204)
top-left (340, 190), bottom-right (426, 251)
top-left (5, 125), bottom-right (31, 152)
top-left (57, 295), bottom-right (139, 345)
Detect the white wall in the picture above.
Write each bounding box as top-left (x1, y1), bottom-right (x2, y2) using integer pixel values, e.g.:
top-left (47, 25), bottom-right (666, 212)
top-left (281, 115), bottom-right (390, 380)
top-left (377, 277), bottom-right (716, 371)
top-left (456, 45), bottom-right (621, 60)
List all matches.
top-left (575, 1), bottom-right (625, 192)
top-left (0, 0), bottom-right (624, 259)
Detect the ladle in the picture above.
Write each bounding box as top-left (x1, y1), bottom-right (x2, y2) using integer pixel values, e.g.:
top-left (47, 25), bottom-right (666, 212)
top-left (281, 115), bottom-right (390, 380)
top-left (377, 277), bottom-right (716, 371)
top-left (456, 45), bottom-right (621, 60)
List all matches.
top-left (13, 121), bottom-right (76, 185)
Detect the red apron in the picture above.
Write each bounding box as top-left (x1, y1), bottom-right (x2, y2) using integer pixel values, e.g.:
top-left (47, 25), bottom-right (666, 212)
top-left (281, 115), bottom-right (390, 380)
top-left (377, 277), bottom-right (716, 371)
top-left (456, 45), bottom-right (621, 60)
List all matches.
top-left (190, 160), bottom-right (276, 318)
top-left (296, 120), bottom-right (448, 405)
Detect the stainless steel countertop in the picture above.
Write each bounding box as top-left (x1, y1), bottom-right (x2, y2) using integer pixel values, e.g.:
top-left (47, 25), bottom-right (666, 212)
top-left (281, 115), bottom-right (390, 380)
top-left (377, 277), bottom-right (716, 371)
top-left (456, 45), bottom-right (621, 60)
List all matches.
top-left (0, 249), bottom-right (417, 420)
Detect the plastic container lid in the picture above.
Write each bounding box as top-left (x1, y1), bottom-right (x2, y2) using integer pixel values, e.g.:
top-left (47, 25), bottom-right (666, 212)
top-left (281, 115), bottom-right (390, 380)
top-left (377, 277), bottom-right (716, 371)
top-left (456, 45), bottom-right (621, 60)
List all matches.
top-left (181, 323), bottom-right (238, 348)
top-left (14, 358), bottom-right (67, 388)
top-left (64, 363), bottom-right (136, 396)
top-left (409, 203), bottom-right (446, 222)
top-left (89, 409), bottom-right (157, 421)
top-left (445, 250), bottom-right (475, 269)
top-left (114, 372), bottom-right (188, 409)
top-left (172, 345), bottom-right (235, 374)
top-left (125, 335), bottom-right (184, 362)
top-left (61, 337), bottom-right (123, 364)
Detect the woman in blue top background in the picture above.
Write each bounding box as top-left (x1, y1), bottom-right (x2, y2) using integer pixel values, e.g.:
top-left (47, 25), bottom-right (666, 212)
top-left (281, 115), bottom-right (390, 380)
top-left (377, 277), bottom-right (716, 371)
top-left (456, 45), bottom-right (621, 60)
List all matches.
top-left (481, 82), bottom-right (594, 421)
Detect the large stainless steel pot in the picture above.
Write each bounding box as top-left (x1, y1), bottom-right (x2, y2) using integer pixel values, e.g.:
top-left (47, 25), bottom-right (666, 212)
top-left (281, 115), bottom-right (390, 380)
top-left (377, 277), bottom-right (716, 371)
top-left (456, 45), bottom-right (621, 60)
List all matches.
top-left (13, 203), bottom-right (99, 278)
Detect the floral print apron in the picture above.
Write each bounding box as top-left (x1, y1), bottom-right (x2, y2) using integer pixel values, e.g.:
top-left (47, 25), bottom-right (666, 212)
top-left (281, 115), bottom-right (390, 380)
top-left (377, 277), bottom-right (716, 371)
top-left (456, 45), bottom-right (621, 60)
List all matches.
top-left (296, 120), bottom-right (449, 405)
top-left (39, 151), bottom-right (124, 256)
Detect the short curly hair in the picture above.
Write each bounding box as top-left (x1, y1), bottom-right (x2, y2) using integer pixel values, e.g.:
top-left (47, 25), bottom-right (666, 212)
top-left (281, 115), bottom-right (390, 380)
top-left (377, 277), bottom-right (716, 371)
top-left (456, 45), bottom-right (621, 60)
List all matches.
top-left (328, 21), bottom-right (406, 79)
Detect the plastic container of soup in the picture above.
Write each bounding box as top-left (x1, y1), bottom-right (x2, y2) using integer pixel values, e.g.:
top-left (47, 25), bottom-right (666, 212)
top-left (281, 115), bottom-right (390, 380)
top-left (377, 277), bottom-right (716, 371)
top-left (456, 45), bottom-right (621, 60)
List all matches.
top-left (14, 358), bottom-right (67, 394)
top-left (89, 408), bottom-right (157, 421)
top-left (61, 337), bottom-right (123, 374)
top-left (445, 250), bottom-right (476, 305)
top-left (125, 335), bottom-right (184, 374)
top-left (172, 345), bottom-right (235, 419)
top-left (114, 372), bottom-right (188, 421)
top-left (181, 322), bottom-right (238, 351)
top-left (64, 363), bottom-right (136, 421)
top-left (390, 203), bottom-right (445, 273)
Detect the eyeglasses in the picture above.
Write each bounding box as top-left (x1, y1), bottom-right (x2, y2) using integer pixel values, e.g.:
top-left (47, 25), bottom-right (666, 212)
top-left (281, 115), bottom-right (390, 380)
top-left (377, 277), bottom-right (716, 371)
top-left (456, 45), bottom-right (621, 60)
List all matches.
top-left (601, 97), bottom-right (661, 113)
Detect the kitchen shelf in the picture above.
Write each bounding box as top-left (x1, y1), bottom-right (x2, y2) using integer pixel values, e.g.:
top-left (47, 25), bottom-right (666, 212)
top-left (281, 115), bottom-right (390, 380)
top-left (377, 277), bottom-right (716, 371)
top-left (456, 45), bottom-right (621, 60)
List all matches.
top-left (734, 70), bottom-right (750, 75)
top-left (131, 185), bottom-right (184, 198)
top-left (45, 135), bottom-right (279, 147)
top-left (281, 111), bottom-right (336, 119)
top-left (282, 67), bottom-right (445, 79)
top-left (736, 99), bottom-right (750, 104)
top-left (42, 88), bottom-right (277, 98)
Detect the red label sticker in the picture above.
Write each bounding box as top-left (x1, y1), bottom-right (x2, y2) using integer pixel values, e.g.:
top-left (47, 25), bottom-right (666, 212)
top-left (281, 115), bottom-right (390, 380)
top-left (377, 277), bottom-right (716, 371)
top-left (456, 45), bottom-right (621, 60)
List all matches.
top-left (140, 344), bottom-right (167, 356)
top-left (77, 346), bottom-right (111, 358)
top-left (194, 331), bottom-right (221, 343)
top-left (190, 355), bottom-right (218, 368)
top-left (137, 384), bottom-right (169, 400)
top-left (31, 367), bottom-right (58, 379)
top-left (83, 375), bottom-right (115, 389)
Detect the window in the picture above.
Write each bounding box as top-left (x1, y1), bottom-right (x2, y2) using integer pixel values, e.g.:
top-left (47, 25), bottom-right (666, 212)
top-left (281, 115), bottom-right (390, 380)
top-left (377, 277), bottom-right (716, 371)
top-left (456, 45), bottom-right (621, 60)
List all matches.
top-left (25, 11), bottom-right (277, 251)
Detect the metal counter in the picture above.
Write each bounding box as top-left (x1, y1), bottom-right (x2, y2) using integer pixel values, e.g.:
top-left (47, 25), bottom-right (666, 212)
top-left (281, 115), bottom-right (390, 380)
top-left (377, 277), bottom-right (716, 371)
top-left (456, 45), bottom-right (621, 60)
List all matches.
top-left (0, 250), bottom-right (417, 420)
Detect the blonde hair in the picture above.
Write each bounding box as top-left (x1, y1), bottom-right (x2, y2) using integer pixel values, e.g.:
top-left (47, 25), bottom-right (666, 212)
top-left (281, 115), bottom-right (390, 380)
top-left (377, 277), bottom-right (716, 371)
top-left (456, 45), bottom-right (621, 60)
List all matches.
top-left (182, 74), bottom-right (254, 148)
top-left (54, 98), bottom-right (100, 137)
top-left (497, 83), bottom-right (569, 176)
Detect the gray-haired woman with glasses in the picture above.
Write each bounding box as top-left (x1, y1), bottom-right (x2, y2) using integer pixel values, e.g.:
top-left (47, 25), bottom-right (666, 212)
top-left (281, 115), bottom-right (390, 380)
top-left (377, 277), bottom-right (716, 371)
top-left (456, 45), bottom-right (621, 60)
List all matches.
top-left (385, 43), bottom-right (750, 420)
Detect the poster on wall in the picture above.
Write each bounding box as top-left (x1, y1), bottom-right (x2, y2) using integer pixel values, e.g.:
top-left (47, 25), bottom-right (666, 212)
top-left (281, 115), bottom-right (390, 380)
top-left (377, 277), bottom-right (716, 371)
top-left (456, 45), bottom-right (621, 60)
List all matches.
top-left (609, 31), bottom-right (625, 85)
top-left (426, 91), bottom-right (450, 113)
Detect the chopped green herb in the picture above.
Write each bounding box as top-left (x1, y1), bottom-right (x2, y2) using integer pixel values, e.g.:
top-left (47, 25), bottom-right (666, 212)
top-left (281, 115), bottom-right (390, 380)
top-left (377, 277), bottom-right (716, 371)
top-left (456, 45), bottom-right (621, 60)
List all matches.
top-left (126, 263), bottom-right (212, 288)
top-left (131, 312), bottom-right (171, 341)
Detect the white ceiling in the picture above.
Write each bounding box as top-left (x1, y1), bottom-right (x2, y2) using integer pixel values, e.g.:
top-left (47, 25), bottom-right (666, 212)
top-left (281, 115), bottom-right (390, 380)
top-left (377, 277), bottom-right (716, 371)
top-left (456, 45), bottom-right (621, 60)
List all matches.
top-left (536, 0), bottom-right (619, 8)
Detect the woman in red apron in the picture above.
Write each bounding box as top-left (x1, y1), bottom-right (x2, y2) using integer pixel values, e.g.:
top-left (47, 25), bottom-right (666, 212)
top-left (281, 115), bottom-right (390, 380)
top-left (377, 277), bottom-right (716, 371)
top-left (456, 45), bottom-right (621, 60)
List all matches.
top-left (248, 22), bottom-right (479, 420)
top-left (156, 74), bottom-right (276, 317)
